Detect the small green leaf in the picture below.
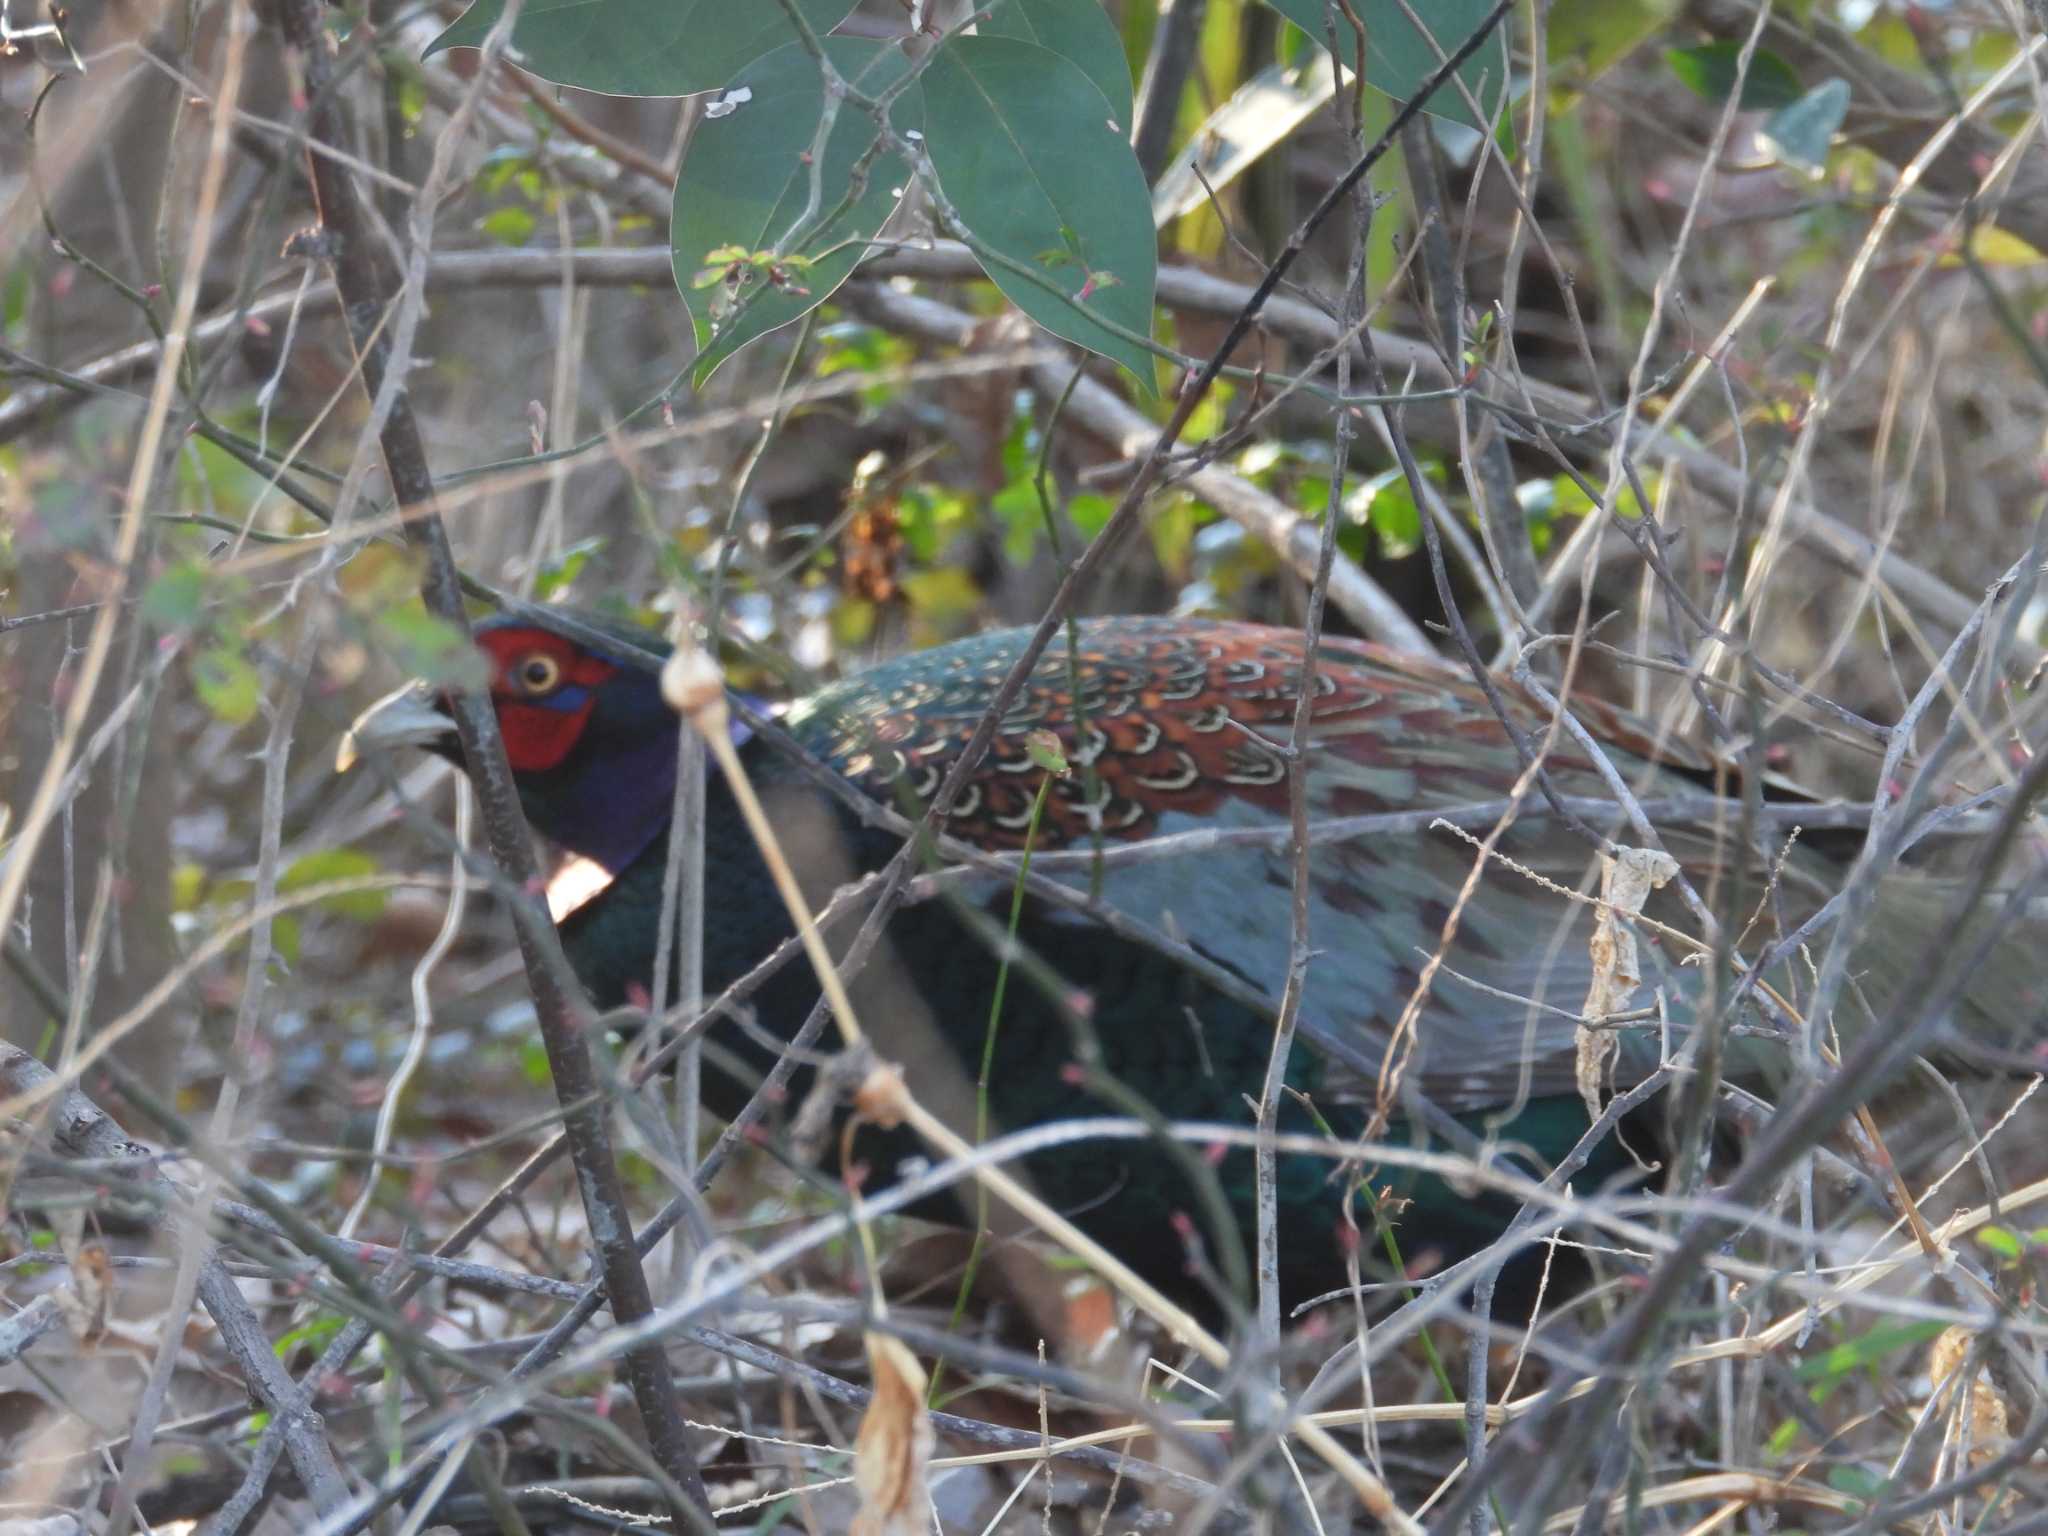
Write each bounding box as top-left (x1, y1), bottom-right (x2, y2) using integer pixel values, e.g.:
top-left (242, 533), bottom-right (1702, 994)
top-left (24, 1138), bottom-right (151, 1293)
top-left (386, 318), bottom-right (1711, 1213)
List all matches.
top-left (897, 566), bottom-right (983, 621)
top-left (279, 848), bottom-right (387, 921)
top-left (1942, 225), bottom-right (2048, 268)
top-left (1760, 78), bottom-right (1848, 176)
top-left (426, 0), bottom-right (858, 98)
top-left (274, 1313), bottom-right (346, 1358)
top-left (479, 205), bottom-right (536, 246)
top-left (992, 479), bottom-right (1043, 564)
top-left (1358, 470), bottom-right (1421, 560)
top-left (142, 560), bottom-right (208, 632)
top-left (1793, 1319), bottom-right (1947, 1382)
top-left (193, 646), bottom-right (262, 726)
top-left (477, 144), bottom-right (535, 197)
top-left (1826, 1464), bottom-right (1887, 1502)
top-left (1067, 492), bottom-right (1115, 538)
top-left (1024, 728), bottom-right (1070, 776)
top-left (374, 607), bottom-right (491, 691)
top-left (1548, 0), bottom-right (1680, 93)
top-left (1260, 0), bottom-right (1509, 130)
top-left (170, 863), bottom-right (207, 913)
top-left (1664, 43), bottom-right (1802, 109)
top-left (1977, 1224), bottom-right (2023, 1260)
top-left (519, 1039), bottom-right (553, 1087)
top-left (2, 259), bottom-right (32, 335)
top-left (533, 537), bottom-right (605, 600)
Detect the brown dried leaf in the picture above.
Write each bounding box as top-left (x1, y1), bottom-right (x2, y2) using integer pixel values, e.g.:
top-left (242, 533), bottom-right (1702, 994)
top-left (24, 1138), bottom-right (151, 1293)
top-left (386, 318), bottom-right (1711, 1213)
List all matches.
top-left (1929, 1325), bottom-right (2008, 1466)
top-left (54, 1212), bottom-right (111, 1349)
top-left (1577, 846), bottom-right (1679, 1123)
top-left (851, 1332), bottom-right (933, 1536)
top-left (853, 1063), bottom-right (909, 1131)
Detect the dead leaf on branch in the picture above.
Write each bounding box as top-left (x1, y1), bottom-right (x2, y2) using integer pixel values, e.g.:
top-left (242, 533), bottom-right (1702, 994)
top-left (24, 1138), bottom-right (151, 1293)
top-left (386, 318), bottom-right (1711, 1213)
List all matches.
top-left (1928, 1325), bottom-right (2008, 1469)
top-left (51, 1206), bottom-right (110, 1349)
top-left (1577, 845), bottom-right (1679, 1125)
top-left (851, 1331), bottom-right (934, 1536)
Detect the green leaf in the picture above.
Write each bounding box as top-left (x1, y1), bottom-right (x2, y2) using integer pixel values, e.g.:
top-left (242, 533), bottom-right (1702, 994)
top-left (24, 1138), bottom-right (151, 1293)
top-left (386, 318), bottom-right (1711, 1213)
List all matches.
top-left (1664, 43), bottom-right (1802, 110)
top-left (1259, 0), bottom-right (1509, 130)
top-left (899, 484), bottom-right (971, 562)
top-left (142, 560), bottom-right (208, 632)
top-left (374, 606), bottom-right (491, 691)
top-left (1793, 1319), bottom-right (1947, 1382)
top-left (1826, 1464), bottom-right (1888, 1503)
top-left (992, 478), bottom-right (1044, 564)
top-left (533, 536), bottom-right (605, 600)
top-left (170, 863), bottom-right (207, 913)
top-left (425, 0), bottom-right (857, 98)
top-left (897, 565), bottom-right (982, 620)
top-left (979, 0), bottom-right (1133, 123)
top-left (519, 1039), bottom-right (553, 1087)
top-left (1025, 728), bottom-right (1070, 775)
top-left (1977, 1224), bottom-right (2023, 1260)
top-left (1943, 225), bottom-right (2048, 268)
top-left (479, 205), bottom-right (536, 246)
top-left (1760, 78), bottom-right (1849, 176)
top-left (193, 646), bottom-right (262, 726)
top-left (1067, 492), bottom-right (1115, 538)
top-left (922, 35), bottom-right (1157, 391)
top-left (673, 39), bottom-right (922, 386)
top-left (274, 1313), bottom-right (346, 1358)
top-left (279, 848), bottom-right (387, 921)
top-left (1351, 467), bottom-right (1420, 559)
top-left (2, 257), bottom-right (32, 335)
top-left (1547, 0), bottom-right (1680, 92)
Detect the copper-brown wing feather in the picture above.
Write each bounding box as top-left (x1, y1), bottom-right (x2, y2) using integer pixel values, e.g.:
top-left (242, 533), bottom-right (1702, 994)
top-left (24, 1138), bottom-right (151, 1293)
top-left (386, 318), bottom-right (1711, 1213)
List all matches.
top-left (783, 617), bottom-right (2031, 1111)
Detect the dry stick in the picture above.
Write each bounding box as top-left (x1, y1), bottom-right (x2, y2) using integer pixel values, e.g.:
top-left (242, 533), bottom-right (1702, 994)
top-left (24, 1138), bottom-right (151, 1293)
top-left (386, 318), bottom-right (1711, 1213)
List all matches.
top-left (1252, 69), bottom-right (1369, 1398)
top-left (108, 620), bottom-right (321, 1536)
top-left (0, 1046), bottom-right (349, 1511)
top-left (34, 1009), bottom-right (580, 1536)
top-left (205, 1103), bottom-right (606, 1535)
top-left (649, 306), bottom-right (821, 1254)
top-left (0, 27), bottom-right (335, 1505)
top-left (98, 1106), bottom-right (2048, 1534)
top-left (189, 1207), bottom-right (1226, 1499)
top-left (269, 3), bottom-right (710, 1526)
top-left (0, 236), bottom-right (2012, 661)
top-left (0, 0), bottom-right (247, 1016)
top-left (1698, 34), bottom-right (2048, 702)
top-left (1439, 761), bottom-right (2048, 1533)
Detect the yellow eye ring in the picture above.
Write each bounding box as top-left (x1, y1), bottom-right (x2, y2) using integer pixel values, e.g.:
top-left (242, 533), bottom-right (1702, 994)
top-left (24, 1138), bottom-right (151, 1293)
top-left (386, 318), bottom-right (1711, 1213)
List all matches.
top-left (515, 653), bottom-right (563, 695)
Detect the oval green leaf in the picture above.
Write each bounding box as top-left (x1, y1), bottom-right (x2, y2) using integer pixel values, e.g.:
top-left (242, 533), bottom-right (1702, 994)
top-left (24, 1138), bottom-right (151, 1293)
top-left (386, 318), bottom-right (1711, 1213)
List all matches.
top-left (1760, 77), bottom-right (1849, 176)
top-left (922, 35), bottom-right (1157, 390)
top-left (426, 0), bottom-right (858, 98)
top-left (673, 39), bottom-right (922, 386)
top-left (979, 0), bottom-right (1133, 124)
top-left (1259, 0), bottom-right (1509, 130)
top-left (1664, 42), bottom-right (1802, 110)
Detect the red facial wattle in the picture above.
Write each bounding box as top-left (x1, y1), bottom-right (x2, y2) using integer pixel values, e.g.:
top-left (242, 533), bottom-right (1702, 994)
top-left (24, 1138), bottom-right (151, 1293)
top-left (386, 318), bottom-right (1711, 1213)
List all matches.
top-left (473, 627), bottom-right (620, 774)
top-left (495, 697), bottom-right (598, 771)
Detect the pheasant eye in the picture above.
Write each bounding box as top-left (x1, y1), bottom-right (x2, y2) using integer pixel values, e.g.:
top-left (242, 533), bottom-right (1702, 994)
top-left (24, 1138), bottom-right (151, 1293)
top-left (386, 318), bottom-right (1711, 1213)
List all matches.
top-left (515, 654), bottom-right (562, 694)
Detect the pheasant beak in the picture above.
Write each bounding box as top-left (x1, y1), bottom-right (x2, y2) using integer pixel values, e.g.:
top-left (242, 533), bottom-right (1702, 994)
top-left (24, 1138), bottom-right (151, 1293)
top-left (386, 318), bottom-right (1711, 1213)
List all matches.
top-left (336, 683), bottom-right (459, 772)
